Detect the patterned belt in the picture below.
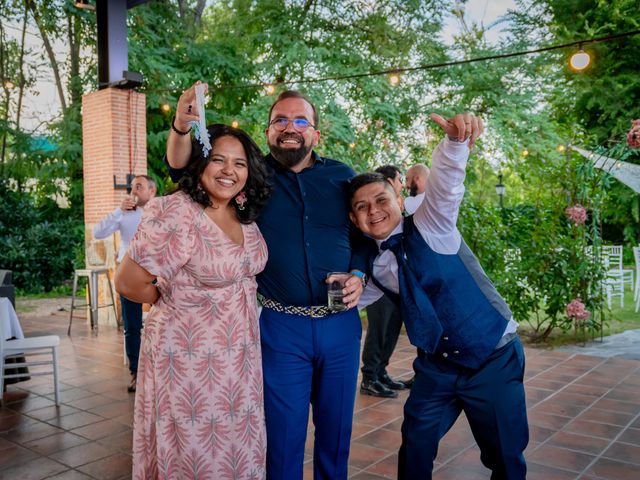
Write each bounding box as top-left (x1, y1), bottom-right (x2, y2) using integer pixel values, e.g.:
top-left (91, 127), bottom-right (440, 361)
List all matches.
top-left (259, 297), bottom-right (336, 318)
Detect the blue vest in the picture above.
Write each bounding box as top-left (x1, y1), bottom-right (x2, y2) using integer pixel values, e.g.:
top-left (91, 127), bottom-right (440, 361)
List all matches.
top-left (368, 216), bottom-right (511, 369)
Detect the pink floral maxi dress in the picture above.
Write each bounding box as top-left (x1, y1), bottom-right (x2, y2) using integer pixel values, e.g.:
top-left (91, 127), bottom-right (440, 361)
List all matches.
top-left (129, 192), bottom-right (268, 480)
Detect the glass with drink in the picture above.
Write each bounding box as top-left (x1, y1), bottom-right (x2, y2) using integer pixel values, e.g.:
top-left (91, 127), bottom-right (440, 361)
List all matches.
top-left (326, 272), bottom-right (351, 311)
top-left (125, 193), bottom-right (138, 211)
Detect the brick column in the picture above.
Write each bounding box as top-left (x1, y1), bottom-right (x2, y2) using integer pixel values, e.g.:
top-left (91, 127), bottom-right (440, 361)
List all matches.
top-left (82, 88), bottom-right (147, 326)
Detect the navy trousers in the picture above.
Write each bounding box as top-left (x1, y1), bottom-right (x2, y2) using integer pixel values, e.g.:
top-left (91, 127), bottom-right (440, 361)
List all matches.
top-left (260, 307), bottom-right (361, 480)
top-left (120, 295), bottom-right (142, 375)
top-left (398, 337), bottom-right (528, 480)
top-left (362, 294), bottom-right (403, 381)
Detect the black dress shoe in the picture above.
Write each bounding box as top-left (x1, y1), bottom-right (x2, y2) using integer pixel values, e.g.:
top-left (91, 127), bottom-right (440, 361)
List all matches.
top-left (401, 375), bottom-right (415, 389)
top-left (380, 373), bottom-right (407, 390)
top-left (360, 380), bottom-right (398, 398)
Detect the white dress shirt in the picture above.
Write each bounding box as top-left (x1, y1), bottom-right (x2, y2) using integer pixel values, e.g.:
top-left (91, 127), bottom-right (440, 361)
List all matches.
top-left (403, 192), bottom-right (425, 215)
top-left (358, 136), bottom-right (518, 335)
top-left (92, 207), bottom-right (143, 262)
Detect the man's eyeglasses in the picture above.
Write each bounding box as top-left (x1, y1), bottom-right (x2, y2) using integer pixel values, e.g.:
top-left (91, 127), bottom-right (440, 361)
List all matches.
top-left (269, 117), bottom-right (315, 132)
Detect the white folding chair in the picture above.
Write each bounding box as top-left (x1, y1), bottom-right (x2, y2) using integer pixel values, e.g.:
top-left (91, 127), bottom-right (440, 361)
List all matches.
top-left (504, 248), bottom-right (521, 272)
top-left (602, 245), bottom-right (634, 292)
top-left (1, 319), bottom-right (60, 407)
top-left (601, 252), bottom-right (624, 309)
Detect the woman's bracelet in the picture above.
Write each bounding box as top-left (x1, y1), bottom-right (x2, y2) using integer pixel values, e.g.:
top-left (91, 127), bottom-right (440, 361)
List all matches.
top-left (171, 117), bottom-right (192, 136)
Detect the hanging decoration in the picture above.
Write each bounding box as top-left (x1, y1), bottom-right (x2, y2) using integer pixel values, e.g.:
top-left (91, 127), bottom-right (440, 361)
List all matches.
top-left (190, 83), bottom-right (212, 157)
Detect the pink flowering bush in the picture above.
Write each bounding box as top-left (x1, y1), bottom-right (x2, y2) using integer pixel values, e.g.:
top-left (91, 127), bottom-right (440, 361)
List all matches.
top-left (627, 119), bottom-right (640, 148)
top-left (566, 299), bottom-right (591, 321)
top-left (565, 205), bottom-right (587, 225)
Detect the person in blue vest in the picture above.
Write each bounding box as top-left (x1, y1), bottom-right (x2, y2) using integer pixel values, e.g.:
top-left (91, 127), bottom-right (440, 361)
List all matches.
top-left (349, 112), bottom-right (528, 479)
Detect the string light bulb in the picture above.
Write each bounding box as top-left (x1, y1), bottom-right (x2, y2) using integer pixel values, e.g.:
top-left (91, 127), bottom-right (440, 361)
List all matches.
top-left (265, 84), bottom-right (276, 95)
top-left (557, 144), bottom-right (566, 152)
top-left (569, 48), bottom-right (591, 71)
top-left (349, 143), bottom-right (356, 149)
top-left (161, 103), bottom-right (170, 112)
top-left (522, 149), bottom-right (529, 157)
top-left (231, 120), bottom-right (239, 128)
top-left (4, 80), bottom-right (14, 89)
top-left (388, 73), bottom-right (401, 86)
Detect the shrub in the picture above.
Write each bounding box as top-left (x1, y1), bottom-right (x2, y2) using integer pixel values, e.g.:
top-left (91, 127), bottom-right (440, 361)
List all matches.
top-left (0, 186), bottom-right (84, 293)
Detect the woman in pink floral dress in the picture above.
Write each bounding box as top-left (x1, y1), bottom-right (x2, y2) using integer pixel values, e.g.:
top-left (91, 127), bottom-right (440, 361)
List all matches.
top-left (116, 124), bottom-right (272, 479)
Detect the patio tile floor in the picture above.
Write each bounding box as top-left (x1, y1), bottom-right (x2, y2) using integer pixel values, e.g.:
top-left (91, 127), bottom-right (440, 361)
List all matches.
top-left (2, 311), bottom-right (639, 479)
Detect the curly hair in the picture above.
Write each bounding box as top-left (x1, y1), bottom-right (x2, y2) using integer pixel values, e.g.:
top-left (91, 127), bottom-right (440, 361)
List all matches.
top-left (178, 124), bottom-right (273, 224)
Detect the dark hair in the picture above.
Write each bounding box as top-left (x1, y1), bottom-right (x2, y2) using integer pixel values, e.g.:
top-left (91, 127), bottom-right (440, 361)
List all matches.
top-left (374, 165), bottom-right (402, 181)
top-left (268, 90), bottom-right (319, 127)
top-left (178, 124), bottom-right (273, 224)
top-left (347, 172), bottom-right (394, 204)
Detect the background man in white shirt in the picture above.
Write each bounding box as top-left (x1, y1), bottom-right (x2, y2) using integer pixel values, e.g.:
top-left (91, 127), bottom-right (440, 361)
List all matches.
top-left (403, 163), bottom-right (430, 215)
top-left (93, 175), bottom-right (157, 392)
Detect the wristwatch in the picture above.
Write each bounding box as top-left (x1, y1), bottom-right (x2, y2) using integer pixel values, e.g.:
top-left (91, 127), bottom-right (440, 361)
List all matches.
top-left (350, 270), bottom-right (368, 287)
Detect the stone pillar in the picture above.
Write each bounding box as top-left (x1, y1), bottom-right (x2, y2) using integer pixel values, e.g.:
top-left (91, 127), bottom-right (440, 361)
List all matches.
top-left (82, 88), bottom-right (147, 326)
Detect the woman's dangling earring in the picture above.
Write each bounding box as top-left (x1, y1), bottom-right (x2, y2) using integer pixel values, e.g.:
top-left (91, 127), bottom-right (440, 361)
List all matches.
top-left (235, 191), bottom-right (247, 211)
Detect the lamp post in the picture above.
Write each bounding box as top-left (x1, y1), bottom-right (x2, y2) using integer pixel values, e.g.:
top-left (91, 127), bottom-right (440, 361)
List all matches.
top-left (495, 173), bottom-right (505, 208)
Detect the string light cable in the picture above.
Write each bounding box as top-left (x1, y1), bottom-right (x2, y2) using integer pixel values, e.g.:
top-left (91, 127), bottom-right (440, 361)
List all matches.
top-left (212, 29), bottom-right (640, 91)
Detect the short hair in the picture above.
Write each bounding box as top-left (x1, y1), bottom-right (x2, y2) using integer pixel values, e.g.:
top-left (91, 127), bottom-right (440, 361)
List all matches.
top-left (406, 164), bottom-right (430, 178)
top-left (268, 90), bottom-right (319, 127)
top-left (178, 124), bottom-right (273, 224)
top-left (374, 165), bottom-right (402, 181)
top-left (134, 174), bottom-right (156, 190)
top-left (347, 172), bottom-right (394, 204)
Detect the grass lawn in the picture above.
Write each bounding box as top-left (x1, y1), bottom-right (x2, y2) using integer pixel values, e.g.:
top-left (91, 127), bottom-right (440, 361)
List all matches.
top-left (520, 288), bottom-right (639, 347)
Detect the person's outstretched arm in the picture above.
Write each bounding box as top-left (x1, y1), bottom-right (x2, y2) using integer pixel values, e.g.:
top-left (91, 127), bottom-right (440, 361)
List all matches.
top-left (413, 113), bottom-right (483, 253)
top-left (166, 81), bottom-right (208, 169)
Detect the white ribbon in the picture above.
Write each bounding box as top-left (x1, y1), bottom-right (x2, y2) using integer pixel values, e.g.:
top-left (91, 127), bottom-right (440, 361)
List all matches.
top-left (189, 83), bottom-right (211, 157)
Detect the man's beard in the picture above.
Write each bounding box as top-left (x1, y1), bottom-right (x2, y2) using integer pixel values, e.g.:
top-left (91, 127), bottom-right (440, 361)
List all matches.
top-left (409, 184), bottom-right (419, 197)
top-left (268, 133), bottom-right (312, 169)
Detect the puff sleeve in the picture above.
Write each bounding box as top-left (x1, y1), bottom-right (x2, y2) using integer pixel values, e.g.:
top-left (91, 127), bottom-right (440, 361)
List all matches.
top-left (128, 192), bottom-right (194, 280)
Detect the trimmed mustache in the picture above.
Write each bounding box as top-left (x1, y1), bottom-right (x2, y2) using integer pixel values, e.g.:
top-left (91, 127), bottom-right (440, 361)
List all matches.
top-left (277, 132), bottom-right (305, 144)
